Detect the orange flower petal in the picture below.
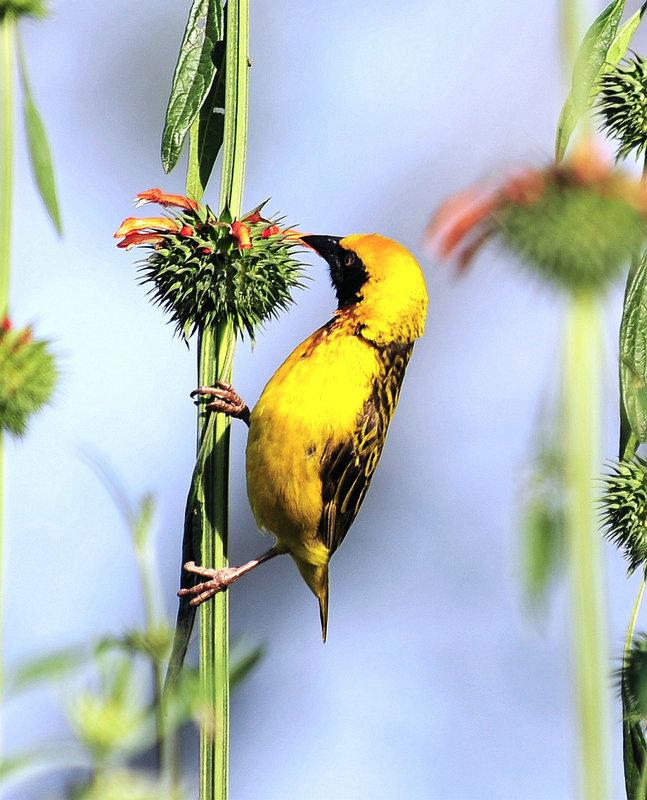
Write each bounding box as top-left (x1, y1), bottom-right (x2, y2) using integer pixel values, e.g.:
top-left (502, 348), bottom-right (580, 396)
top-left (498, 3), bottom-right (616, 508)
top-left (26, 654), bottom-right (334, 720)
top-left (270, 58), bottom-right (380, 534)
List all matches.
top-left (135, 188), bottom-right (199, 212)
top-left (426, 187), bottom-right (500, 259)
top-left (231, 221), bottom-right (253, 249)
top-left (114, 217), bottom-right (179, 239)
top-left (261, 225), bottom-right (280, 238)
top-left (116, 232), bottom-right (166, 250)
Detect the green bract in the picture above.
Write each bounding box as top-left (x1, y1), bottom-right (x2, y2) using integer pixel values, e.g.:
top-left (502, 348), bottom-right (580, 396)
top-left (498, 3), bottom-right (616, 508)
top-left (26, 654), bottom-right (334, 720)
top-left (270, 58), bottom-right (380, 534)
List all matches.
top-left (597, 53), bottom-right (647, 161)
top-left (497, 177), bottom-right (646, 292)
top-left (0, 0), bottom-right (47, 19)
top-left (600, 457), bottom-right (647, 574)
top-left (0, 323), bottom-right (57, 436)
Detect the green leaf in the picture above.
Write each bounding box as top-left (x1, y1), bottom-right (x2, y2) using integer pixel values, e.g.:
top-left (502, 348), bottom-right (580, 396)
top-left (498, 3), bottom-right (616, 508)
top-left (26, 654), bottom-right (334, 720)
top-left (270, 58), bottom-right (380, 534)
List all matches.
top-left (196, 39), bottom-right (226, 191)
top-left (7, 644), bottom-right (90, 694)
top-left (519, 405), bottom-right (565, 613)
top-left (17, 39), bottom-right (62, 234)
top-left (161, 0), bottom-right (224, 174)
top-left (606, 2), bottom-right (647, 67)
top-left (555, 94), bottom-right (578, 161)
top-left (572, 0), bottom-right (626, 110)
top-left (555, 0), bottom-right (646, 160)
top-left (620, 253), bottom-right (647, 455)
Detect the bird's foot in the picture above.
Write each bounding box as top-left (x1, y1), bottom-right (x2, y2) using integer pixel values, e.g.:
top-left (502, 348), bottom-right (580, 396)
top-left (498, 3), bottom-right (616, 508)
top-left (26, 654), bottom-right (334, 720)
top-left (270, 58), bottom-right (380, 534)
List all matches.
top-left (190, 381), bottom-right (250, 426)
top-left (178, 561), bottom-right (241, 606)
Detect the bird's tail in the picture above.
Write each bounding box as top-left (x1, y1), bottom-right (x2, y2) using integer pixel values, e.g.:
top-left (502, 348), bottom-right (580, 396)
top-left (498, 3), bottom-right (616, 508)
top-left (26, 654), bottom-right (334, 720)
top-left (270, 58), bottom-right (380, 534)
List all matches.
top-left (318, 576), bottom-right (329, 643)
top-left (295, 558), bottom-right (330, 642)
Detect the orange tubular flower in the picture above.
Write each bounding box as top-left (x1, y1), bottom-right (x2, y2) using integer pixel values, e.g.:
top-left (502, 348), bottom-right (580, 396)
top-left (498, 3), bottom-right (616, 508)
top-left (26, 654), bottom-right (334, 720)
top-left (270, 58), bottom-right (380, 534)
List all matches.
top-left (115, 217), bottom-right (179, 238)
top-left (243, 210), bottom-right (262, 224)
top-left (231, 221), bottom-right (252, 250)
top-left (261, 225), bottom-right (280, 239)
top-left (135, 188), bottom-right (199, 213)
top-left (116, 232), bottom-right (166, 250)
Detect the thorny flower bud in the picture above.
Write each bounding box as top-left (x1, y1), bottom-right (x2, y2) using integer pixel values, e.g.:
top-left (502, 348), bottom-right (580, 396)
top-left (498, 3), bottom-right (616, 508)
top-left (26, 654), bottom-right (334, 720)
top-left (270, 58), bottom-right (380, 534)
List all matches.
top-left (115, 191), bottom-right (306, 340)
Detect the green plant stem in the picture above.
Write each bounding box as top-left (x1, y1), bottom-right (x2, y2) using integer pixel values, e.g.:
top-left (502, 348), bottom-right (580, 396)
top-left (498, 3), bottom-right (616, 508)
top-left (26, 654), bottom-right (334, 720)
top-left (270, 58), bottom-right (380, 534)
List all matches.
top-left (563, 291), bottom-right (610, 800)
top-left (0, 14), bottom-right (14, 320)
top-left (197, 325), bottom-right (235, 800)
top-left (190, 2), bottom-right (248, 797)
top-left (0, 15), bottom-right (15, 778)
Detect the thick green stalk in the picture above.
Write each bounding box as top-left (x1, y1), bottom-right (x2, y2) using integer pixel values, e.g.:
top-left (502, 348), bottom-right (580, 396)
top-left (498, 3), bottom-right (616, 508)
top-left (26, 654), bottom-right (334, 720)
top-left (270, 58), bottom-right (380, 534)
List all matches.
top-left (563, 292), bottom-right (610, 800)
top-left (191, 2), bottom-right (248, 797)
top-left (197, 325), bottom-right (235, 800)
top-left (0, 14), bottom-right (15, 775)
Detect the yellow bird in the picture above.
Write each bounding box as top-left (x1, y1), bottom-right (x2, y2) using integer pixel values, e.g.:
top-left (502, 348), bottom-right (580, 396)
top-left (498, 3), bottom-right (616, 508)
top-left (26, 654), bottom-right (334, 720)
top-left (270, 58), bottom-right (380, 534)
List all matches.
top-left (179, 233), bottom-right (428, 641)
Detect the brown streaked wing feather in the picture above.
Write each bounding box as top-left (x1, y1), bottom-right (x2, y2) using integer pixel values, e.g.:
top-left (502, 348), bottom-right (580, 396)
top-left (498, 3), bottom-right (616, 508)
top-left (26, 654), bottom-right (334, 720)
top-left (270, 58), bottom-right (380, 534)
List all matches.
top-left (318, 340), bottom-right (414, 554)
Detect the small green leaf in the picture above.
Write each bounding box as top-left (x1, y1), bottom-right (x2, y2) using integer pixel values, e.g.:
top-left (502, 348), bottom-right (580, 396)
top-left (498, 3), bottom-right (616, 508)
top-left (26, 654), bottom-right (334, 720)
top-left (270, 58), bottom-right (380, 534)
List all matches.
top-left (7, 644), bottom-right (89, 694)
top-left (606, 2), bottom-right (647, 66)
top-left (555, 93), bottom-right (577, 161)
top-left (572, 0), bottom-right (626, 110)
top-left (620, 253), bottom-right (647, 453)
top-left (17, 39), bottom-right (61, 234)
top-left (161, 0), bottom-right (224, 174)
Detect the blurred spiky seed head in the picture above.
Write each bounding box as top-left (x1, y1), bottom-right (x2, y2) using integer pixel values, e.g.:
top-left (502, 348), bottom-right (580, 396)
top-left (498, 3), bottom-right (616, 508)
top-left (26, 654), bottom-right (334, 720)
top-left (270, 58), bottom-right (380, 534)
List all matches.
top-left (597, 53), bottom-right (647, 161)
top-left (115, 194), bottom-right (306, 341)
top-left (0, 0), bottom-right (47, 19)
top-left (0, 321), bottom-right (57, 436)
top-left (600, 457), bottom-right (647, 574)
top-left (496, 162), bottom-right (647, 291)
top-left (428, 144), bottom-right (647, 293)
top-left (620, 633), bottom-right (647, 722)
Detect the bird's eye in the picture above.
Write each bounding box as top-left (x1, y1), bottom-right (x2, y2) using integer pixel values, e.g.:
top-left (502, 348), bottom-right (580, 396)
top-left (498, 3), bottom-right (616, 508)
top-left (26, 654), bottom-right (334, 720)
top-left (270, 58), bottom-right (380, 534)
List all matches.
top-left (344, 252), bottom-right (356, 267)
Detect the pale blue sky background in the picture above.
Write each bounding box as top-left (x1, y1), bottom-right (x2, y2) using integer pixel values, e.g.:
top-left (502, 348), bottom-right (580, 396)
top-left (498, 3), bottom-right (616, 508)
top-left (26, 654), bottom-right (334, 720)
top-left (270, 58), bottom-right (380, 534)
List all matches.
top-left (3, 0), bottom-right (644, 797)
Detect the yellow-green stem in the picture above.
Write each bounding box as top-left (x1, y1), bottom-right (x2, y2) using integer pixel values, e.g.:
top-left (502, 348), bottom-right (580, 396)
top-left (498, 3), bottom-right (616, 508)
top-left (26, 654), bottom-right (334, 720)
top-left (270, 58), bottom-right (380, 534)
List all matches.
top-left (0, 14), bottom-right (15, 777)
top-left (197, 324), bottom-right (235, 800)
top-left (193, 2), bottom-right (248, 797)
top-left (563, 292), bottom-right (610, 800)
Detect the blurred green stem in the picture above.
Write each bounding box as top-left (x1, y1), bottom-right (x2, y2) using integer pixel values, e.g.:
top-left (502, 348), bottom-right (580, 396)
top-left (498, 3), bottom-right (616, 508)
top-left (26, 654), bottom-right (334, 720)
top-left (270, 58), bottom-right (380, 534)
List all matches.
top-left (0, 13), bottom-right (15, 775)
top-left (563, 292), bottom-right (610, 800)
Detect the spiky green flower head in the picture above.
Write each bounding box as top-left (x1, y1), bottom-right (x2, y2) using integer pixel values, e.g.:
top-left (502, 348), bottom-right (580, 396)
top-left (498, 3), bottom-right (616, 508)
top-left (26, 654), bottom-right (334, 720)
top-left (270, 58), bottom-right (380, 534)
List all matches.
top-left (600, 457), bottom-right (647, 574)
top-left (115, 190), bottom-right (306, 341)
top-left (0, 0), bottom-right (47, 20)
top-left (0, 318), bottom-right (57, 437)
top-left (429, 144), bottom-right (647, 293)
top-left (597, 52), bottom-right (647, 162)
top-left (496, 150), bottom-right (647, 292)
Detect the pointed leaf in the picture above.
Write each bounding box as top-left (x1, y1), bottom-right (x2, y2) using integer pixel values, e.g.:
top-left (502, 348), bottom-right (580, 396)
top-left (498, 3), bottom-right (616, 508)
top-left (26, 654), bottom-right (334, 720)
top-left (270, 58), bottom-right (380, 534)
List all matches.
top-left (161, 0), bottom-right (224, 174)
top-left (17, 41), bottom-right (62, 234)
top-left (555, 93), bottom-right (578, 161)
top-left (7, 645), bottom-right (90, 695)
top-left (606, 2), bottom-right (647, 66)
top-left (572, 0), bottom-right (626, 110)
top-left (620, 253), bottom-right (647, 451)
top-left (622, 669), bottom-right (647, 798)
top-left (196, 39), bottom-right (226, 191)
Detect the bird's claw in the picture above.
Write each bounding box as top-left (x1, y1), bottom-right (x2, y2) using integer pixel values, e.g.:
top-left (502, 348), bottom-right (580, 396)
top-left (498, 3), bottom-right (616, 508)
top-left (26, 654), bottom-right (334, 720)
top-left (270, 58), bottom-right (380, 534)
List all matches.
top-left (191, 381), bottom-right (250, 425)
top-left (178, 561), bottom-right (238, 607)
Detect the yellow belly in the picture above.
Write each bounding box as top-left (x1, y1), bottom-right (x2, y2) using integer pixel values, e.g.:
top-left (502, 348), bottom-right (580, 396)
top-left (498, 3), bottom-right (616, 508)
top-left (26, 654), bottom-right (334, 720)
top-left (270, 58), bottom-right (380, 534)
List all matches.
top-left (245, 321), bottom-right (379, 567)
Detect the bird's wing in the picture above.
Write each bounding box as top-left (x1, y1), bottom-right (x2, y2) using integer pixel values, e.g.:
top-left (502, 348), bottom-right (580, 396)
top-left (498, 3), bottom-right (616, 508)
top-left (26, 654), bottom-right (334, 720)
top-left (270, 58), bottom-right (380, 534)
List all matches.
top-left (318, 340), bottom-right (414, 554)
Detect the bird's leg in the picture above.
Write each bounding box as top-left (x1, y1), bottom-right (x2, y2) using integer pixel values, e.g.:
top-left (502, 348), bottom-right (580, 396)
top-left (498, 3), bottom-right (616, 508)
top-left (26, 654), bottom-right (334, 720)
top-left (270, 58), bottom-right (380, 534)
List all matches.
top-left (190, 381), bottom-right (251, 426)
top-left (179, 547), bottom-right (280, 606)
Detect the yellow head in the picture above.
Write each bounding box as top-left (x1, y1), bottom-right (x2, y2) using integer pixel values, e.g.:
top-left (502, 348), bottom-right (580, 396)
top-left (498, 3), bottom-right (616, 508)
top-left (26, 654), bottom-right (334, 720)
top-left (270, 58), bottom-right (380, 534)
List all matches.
top-left (302, 233), bottom-right (428, 346)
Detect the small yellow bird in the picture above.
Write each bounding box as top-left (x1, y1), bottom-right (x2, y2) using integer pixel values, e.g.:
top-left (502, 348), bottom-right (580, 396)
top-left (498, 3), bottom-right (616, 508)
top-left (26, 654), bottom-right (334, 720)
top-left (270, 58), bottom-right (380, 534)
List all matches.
top-left (179, 233), bottom-right (428, 641)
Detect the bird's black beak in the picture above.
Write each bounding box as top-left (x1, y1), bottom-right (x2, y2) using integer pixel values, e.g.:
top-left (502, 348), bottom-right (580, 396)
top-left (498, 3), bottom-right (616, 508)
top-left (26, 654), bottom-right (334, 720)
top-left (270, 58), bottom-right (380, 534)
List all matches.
top-left (301, 234), bottom-right (368, 309)
top-left (300, 235), bottom-right (343, 263)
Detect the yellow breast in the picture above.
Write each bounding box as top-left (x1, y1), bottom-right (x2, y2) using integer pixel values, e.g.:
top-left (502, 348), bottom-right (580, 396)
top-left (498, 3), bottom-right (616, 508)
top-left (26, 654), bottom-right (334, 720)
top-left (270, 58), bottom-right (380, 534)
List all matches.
top-left (245, 319), bottom-right (380, 563)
